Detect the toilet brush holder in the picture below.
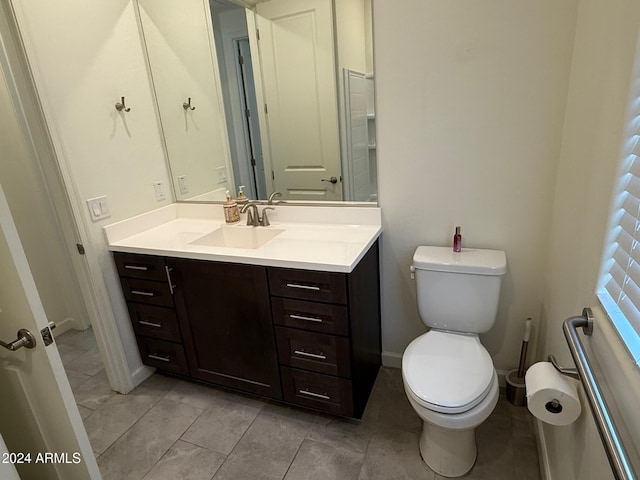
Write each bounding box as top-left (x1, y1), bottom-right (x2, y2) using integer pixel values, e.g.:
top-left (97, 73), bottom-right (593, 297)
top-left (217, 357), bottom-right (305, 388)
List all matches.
top-left (506, 369), bottom-right (527, 407)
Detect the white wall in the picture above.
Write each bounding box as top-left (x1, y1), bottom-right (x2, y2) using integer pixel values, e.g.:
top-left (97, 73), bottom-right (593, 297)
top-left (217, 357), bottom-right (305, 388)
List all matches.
top-left (335, 0), bottom-right (367, 74)
top-left (373, 0), bottom-right (579, 371)
top-left (9, 0), bottom-right (174, 386)
top-left (540, 0), bottom-right (640, 478)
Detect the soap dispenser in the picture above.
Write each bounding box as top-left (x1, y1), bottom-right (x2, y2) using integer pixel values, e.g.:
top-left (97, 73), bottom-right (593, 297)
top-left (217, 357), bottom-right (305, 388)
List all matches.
top-left (236, 186), bottom-right (249, 206)
top-left (223, 190), bottom-right (240, 224)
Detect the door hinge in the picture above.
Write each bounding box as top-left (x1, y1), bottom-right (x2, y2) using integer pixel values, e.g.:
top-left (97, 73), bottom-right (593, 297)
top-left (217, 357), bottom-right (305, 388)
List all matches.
top-left (250, 157), bottom-right (257, 166)
top-left (245, 108), bottom-right (251, 118)
top-left (271, 171), bottom-right (275, 180)
top-left (76, 244), bottom-right (85, 255)
top-left (264, 103), bottom-right (268, 114)
top-left (238, 54), bottom-right (244, 65)
top-left (256, 29), bottom-right (260, 41)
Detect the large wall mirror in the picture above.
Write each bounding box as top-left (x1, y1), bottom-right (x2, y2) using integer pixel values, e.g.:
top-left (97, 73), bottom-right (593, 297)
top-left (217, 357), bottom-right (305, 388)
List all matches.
top-left (137, 0), bottom-right (376, 204)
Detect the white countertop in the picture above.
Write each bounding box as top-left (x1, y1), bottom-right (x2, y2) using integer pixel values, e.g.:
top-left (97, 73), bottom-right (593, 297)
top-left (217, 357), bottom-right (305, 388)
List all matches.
top-left (104, 203), bottom-right (382, 273)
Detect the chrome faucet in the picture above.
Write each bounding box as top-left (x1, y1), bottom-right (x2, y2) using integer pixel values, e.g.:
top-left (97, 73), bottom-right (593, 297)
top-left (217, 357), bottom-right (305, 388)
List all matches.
top-left (240, 202), bottom-right (275, 227)
top-left (240, 203), bottom-right (259, 226)
top-left (267, 191), bottom-right (284, 205)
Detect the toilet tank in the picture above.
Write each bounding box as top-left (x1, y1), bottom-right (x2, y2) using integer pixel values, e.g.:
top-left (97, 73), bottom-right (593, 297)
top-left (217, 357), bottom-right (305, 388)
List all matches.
top-left (413, 246), bottom-right (507, 334)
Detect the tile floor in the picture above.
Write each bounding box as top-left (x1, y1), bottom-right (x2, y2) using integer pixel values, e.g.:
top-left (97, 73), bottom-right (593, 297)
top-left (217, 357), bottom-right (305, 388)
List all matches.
top-left (57, 328), bottom-right (541, 480)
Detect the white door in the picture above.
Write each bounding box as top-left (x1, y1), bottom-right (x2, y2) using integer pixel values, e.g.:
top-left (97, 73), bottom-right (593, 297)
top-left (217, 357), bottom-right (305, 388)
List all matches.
top-left (0, 186), bottom-right (99, 480)
top-left (256, 0), bottom-right (343, 201)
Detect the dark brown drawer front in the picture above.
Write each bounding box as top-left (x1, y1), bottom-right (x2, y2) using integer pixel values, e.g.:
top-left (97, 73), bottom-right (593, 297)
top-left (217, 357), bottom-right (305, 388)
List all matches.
top-left (276, 327), bottom-right (351, 377)
top-left (115, 252), bottom-right (168, 281)
top-left (281, 367), bottom-right (353, 416)
top-left (136, 337), bottom-right (188, 375)
top-left (121, 277), bottom-right (173, 307)
top-left (268, 268), bottom-right (347, 304)
top-left (128, 303), bottom-right (182, 342)
top-left (271, 298), bottom-right (349, 336)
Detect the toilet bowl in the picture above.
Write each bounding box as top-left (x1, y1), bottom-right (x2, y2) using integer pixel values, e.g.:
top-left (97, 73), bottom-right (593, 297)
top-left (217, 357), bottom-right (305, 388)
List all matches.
top-left (403, 246), bottom-right (506, 477)
top-left (402, 331), bottom-right (499, 477)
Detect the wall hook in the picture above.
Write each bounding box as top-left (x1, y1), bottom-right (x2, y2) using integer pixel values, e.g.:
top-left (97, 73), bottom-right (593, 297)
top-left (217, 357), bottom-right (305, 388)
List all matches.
top-left (115, 96), bottom-right (131, 112)
top-left (183, 97), bottom-right (196, 111)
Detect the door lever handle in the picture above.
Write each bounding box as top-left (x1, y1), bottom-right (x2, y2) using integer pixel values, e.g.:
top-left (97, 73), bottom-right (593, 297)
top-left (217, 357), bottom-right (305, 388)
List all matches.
top-left (0, 329), bottom-right (36, 351)
top-left (321, 176), bottom-right (338, 184)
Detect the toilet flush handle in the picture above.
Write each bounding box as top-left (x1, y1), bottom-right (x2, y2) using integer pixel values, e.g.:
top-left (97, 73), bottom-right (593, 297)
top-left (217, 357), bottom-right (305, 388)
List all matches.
top-left (409, 265), bottom-right (415, 280)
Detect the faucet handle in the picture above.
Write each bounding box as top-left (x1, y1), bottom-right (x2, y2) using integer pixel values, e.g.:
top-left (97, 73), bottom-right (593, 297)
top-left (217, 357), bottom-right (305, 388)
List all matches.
top-left (260, 207), bottom-right (275, 226)
top-left (245, 209), bottom-right (255, 226)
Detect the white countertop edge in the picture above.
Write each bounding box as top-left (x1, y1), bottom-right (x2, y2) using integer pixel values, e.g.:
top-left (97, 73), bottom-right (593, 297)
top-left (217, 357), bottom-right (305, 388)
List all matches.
top-left (108, 229), bottom-right (381, 273)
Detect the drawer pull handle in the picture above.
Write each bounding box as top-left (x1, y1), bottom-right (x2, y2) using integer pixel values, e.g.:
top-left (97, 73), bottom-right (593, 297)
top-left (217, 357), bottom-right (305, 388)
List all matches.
top-left (165, 266), bottom-right (176, 295)
top-left (289, 314), bottom-right (323, 323)
top-left (148, 353), bottom-right (170, 362)
top-left (293, 350), bottom-right (327, 360)
top-left (286, 283), bottom-right (320, 291)
top-left (125, 265), bottom-right (149, 271)
top-left (139, 320), bottom-right (162, 328)
top-left (131, 290), bottom-right (154, 297)
top-left (299, 389), bottom-right (330, 400)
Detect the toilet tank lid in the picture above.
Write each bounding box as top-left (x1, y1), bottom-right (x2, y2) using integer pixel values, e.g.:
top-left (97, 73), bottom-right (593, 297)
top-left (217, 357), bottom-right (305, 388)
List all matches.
top-left (413, 246), bottom-right (506, 275)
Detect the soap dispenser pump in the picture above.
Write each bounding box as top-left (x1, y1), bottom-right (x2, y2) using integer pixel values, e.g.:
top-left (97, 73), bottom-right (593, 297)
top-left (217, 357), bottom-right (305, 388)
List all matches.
top-left (453, 226), bottom-right (462, 252)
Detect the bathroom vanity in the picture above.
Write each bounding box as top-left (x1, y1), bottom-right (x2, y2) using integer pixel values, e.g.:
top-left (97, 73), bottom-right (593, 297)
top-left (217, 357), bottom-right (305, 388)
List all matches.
top-left (106, 204), bottom-right (381, 418)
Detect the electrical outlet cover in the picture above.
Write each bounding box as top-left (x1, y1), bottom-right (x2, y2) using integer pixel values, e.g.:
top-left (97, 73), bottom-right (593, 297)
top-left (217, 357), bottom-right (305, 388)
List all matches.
top-left (217, 166), bottom-right (227, 184)
top-left (177, 175), bottom-right (189, 195)
top-left (154, 181), bottom-right (166, 201)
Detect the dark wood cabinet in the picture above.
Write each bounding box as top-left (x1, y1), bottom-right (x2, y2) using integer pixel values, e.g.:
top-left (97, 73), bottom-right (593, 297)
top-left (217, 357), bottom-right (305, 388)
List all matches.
top-left (272, 242), bottom-right (380, 418)
top-left (114, 252), bottom-right (188, 375)
top-left (167, 259), bottom-right (281, 399)
top-left (113, 240), bottom-right (380, 418)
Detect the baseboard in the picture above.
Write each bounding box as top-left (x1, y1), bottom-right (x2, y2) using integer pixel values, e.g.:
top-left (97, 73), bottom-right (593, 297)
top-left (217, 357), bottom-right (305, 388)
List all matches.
top-left (53, 317), bottom-right (76, 336)
top-left (381, 351), bottom-right (402, 368)
top-left (130, 364), bottom-right (155, 390)
top-left (534, 418), bottom-right (552, 480)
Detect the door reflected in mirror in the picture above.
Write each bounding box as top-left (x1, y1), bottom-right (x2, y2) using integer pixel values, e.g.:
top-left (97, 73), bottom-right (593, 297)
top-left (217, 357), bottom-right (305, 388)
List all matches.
top-left (137, 0), bottom-right (377, 203)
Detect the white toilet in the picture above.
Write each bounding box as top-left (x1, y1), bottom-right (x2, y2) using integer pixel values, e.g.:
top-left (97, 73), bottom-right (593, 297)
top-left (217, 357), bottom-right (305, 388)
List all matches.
top-left (402, 246), bottom-right (507, 477)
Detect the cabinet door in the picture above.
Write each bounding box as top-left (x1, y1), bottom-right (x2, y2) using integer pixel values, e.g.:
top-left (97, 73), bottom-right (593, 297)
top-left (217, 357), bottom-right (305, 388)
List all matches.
top-left (169, 259), bottom-right (281, 399)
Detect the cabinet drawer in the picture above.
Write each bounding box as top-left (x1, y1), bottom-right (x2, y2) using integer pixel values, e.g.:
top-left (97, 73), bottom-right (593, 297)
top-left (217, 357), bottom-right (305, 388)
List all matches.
top-left (114, 252), bottom-right (168, 281)
top-left (275, 327), bottom-right (351, 377)
top-left (128, 303), bottom-right (182, 342)
top-left (136, 337), bottom-right (188, 375)
top-left (281, 366), bottom-right (353, 417)
top-left (268, 268), bottom-right (347, 304)
top-left (271, 298), bottom-right (348, 336)
top-left (121, 277), bottom-right (173, 307)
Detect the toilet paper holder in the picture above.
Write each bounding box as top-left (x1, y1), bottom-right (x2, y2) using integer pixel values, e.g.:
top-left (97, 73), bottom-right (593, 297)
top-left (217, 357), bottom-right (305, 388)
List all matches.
top-left (547, 354), bottom-right (579, 380)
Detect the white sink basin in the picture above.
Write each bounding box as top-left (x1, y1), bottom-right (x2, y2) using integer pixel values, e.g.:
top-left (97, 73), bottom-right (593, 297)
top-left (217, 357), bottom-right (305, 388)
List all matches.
top-left (189, 226), bottom-right (284, 249)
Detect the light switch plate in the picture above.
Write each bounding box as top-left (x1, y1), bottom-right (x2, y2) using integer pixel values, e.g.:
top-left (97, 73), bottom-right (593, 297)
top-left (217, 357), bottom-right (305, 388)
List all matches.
top-left (87, 196), bottom-right (111, 221)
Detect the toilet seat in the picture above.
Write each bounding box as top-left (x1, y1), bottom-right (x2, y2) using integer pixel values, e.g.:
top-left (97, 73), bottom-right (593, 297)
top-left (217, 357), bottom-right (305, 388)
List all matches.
top-left (403, 331), bottom-right (494, 414)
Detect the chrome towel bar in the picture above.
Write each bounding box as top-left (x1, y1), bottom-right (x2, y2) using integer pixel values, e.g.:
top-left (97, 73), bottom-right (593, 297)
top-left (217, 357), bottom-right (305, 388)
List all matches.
top-left (563, 308), bottom-right (636, 480)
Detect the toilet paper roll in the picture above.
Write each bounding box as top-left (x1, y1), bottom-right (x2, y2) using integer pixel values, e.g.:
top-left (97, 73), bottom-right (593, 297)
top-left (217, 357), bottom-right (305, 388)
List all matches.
top-left (525, 361), bottom-right (581, 426)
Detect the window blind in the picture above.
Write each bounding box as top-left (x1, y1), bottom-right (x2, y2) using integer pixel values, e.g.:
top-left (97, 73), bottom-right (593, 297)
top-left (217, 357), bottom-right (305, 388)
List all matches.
top-left (598, 91), bottom-right (640, 365)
